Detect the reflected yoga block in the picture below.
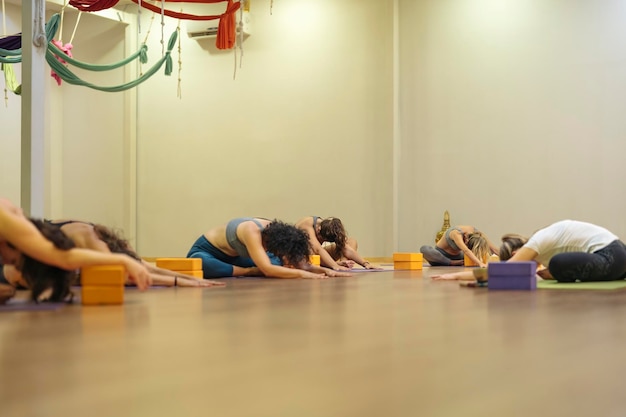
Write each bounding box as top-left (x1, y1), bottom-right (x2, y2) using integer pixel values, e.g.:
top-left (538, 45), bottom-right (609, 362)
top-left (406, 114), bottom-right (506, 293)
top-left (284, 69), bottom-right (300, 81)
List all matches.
top-left (82, 286), bottom-right (124, 305)
top-left (393, 253), bottom-right (423, 270)
top-left (488, 261), bottom-right (537, 290)
top-left (156, 258), bottom-right (202, 271)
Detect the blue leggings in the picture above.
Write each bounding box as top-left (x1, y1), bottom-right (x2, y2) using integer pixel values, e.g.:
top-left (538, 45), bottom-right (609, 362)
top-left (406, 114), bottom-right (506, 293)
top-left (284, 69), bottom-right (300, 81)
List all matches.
top-left (186, 235), bottom-right (281, 278)
top-left (549, 240), bottom-right (626, 282)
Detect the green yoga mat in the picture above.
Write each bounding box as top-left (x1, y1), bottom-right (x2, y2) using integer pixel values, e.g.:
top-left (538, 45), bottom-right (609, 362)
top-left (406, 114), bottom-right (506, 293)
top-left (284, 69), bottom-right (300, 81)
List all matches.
top-left (537, 280), bottom-right (626, 290)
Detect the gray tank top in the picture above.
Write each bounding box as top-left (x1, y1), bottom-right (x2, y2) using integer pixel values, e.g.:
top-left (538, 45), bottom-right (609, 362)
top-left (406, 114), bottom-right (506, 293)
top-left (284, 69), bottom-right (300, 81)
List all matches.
top-left (226, 218), bottom-right (264, 258)
top-left (445, 227), bottom-right (463, 251)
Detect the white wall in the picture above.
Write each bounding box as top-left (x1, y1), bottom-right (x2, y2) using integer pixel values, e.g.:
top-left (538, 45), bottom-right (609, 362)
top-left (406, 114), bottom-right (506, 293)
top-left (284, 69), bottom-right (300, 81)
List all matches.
top-left (0, 6), bottom-right (134, 238)
top-left (398, 0), bottom-right (626, 251)
top-left (54, 12), bottom-right (130, 230)
top-left (0, 3), bottom-right (22, 204)
top-left (9, 0), bottom-right (625, 258)
top-left (136, 0), bottom-right (395, 257)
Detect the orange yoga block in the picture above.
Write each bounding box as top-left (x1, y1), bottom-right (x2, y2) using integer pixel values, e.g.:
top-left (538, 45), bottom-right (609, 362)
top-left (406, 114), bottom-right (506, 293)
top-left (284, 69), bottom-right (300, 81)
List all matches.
top-left (81, 265), bottom-right (126, 287)
top-left (393, 253), bottom-right (424, 262)
top-left (176, 270), bottom-right (204, 279)
top-left (81, 286), bottom-right (124, 305)
top-left (156, 258), bottom-right (202, 271)
top-left (464, 254), bottom-right (487, 267)
top-left (394, 261), bottom-right (423, 270)
top-left (309, 255), bottom-right (321, 266)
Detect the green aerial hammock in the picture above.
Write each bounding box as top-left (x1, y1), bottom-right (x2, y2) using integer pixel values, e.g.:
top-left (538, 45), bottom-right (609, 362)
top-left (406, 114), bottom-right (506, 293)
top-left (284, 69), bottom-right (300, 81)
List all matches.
top-left (46, 30), bottom-right (176, 92)
top-left (0, 14), bottom-right (60, 61)
top-left (1, 13), bottom-right (174, 94)
top-left (2, 62), bottom-right (20, 95)
top-left (48, 41), bottom-right (148, 71)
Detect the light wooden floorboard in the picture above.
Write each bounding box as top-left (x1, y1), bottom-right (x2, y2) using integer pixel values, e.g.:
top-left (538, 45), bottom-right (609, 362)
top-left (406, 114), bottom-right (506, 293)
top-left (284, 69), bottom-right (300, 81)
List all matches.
top-left (2, 267), bottom-right (625, 417)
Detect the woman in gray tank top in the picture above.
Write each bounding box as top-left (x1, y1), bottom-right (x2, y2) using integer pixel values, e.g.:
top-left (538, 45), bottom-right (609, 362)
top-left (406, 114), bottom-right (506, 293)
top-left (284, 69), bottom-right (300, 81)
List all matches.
top-left (187, 218), bottom-right (353, 279)
top-left (420, 225), bottom-right (499, 268)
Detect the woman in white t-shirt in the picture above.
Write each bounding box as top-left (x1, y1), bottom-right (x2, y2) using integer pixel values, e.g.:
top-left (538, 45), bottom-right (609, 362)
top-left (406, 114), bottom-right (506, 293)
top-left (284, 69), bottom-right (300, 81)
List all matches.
top-left (432, 220), bottom-right (626, 283)
top-left (498, 220), bottom-right (626, 282)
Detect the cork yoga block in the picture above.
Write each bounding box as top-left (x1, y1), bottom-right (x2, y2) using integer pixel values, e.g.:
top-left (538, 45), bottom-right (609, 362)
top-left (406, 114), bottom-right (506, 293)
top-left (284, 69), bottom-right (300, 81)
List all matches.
top-left (393, 253), bottom-right (423, 262)
top-left (81, 265), bottom-right (126, 287)
top-left (156, 258), bottom-right (202, 271)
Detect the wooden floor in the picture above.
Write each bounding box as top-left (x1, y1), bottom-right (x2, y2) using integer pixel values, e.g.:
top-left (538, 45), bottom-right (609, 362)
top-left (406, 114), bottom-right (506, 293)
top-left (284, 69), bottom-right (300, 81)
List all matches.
top-left (2, 266), bottom-right (626, 417)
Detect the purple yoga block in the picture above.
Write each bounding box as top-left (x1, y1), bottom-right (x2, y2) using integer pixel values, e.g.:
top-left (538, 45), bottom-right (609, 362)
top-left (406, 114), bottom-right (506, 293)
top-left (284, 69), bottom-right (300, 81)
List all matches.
top-left (488, 262), bottom-right (537, 290)
top-left (488, 261), bottom-right (536, 277)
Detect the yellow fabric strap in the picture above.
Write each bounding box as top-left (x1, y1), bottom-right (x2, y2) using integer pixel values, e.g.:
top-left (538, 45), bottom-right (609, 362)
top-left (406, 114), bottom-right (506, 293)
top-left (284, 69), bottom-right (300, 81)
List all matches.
top-left (2, 63), bottom-right (21, 95)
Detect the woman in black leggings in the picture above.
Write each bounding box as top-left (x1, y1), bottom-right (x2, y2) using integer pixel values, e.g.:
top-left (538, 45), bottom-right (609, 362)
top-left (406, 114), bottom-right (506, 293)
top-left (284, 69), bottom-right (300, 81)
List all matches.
top-left (432, 220), bottom-right (626, 283)
top-left (498, 220), bottom-right (626, 282)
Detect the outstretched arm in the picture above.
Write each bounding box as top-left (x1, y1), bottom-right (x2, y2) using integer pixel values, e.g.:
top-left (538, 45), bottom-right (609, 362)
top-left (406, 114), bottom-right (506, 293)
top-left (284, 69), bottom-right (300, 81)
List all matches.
top-left (0, 200), bottom-right (151, 290)
top-left (431, 268), bottom-right (487, 281)
top-left (341, 244), bottom-right (379, 269)
top-left (143, 262), bottom-right (225, 287)
top-left (303, 263), bottom-right (352, 278)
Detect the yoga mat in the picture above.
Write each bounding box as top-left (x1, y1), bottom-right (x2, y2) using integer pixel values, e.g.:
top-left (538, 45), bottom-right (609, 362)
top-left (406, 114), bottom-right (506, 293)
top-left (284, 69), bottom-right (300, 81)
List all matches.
top-left (0, 299), bottom-right (67, 312)
top-left (349, 268), bottom-right (387, 272)
top-left (537, 280), bottom-right (626, 291)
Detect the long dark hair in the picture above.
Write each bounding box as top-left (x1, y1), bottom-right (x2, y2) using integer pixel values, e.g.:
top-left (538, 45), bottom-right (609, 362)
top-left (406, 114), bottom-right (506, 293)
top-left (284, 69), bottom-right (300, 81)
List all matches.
top-left (319, 218), bottom-right (347, 255)
top-left (21, 218), bottom-right (76, 303)
top-left (93, 224), bottom-right (141, 261)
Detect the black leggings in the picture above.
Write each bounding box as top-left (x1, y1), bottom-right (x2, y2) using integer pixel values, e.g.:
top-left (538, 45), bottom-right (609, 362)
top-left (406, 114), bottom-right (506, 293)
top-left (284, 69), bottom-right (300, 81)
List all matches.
top-left (549, 240), bottom-right (626, 282)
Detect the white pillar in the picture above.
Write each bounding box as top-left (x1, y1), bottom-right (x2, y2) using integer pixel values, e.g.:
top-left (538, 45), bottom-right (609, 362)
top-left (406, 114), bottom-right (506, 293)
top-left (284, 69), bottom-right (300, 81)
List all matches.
top-left (20, 0), bottom-right (47, 217)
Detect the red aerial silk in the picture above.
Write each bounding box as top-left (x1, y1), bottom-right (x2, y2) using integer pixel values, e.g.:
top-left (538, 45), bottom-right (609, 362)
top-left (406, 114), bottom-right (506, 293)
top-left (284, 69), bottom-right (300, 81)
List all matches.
top-left (69, 0), bottom-right (230, 12)
top-left (69, 0), bottom-right (121, 12)
top-left (129, 0), bottom-right (240, 49)
top-left (68, 0), bottom-right (241, 49)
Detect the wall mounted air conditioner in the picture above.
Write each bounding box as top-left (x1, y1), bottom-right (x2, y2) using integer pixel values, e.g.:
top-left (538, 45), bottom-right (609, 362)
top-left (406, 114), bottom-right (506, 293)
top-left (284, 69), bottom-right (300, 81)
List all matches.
top-left (187, 10), bottom-right (252, 40)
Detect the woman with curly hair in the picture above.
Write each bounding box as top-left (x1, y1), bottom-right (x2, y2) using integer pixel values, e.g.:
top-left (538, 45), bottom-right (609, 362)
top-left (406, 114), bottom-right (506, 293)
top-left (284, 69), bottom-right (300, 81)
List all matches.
top-left (3, 218), bottom-right (222, 288)
top-left (186, 218), bottom-right (352, 279)
top-left (295, 216), bottom-right (378, 270)
top-left (0, 198), bottom-right (150, 297)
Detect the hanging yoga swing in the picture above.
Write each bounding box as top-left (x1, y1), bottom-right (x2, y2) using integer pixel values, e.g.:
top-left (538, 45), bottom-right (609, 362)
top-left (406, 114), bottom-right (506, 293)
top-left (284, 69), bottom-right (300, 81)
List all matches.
top-left (0, 14), bottom-right (175, 94)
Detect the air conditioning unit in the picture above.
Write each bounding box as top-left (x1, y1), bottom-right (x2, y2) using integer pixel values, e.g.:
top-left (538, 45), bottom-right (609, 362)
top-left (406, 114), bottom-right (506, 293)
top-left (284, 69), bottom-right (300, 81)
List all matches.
top-left (187, 10), bottom-right (252, 40)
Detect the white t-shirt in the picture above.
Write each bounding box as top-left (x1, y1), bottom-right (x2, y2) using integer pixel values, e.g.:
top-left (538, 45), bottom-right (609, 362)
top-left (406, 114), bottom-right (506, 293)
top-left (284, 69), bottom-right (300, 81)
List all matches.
top-left (524, 220), bottom-right (619, 267)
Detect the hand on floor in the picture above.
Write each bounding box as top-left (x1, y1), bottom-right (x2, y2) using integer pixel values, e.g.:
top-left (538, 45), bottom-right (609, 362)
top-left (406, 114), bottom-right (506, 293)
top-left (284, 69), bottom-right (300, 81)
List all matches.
top-left (178, 278), bottom-right (226, 287)
top-left (337, 260), bottom-right (356, 269)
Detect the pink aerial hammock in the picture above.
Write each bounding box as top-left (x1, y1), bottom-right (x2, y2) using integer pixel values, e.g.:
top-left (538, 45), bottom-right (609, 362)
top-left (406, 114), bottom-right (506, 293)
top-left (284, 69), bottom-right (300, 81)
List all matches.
top-left (68, 0), bottom-right (240, 50)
